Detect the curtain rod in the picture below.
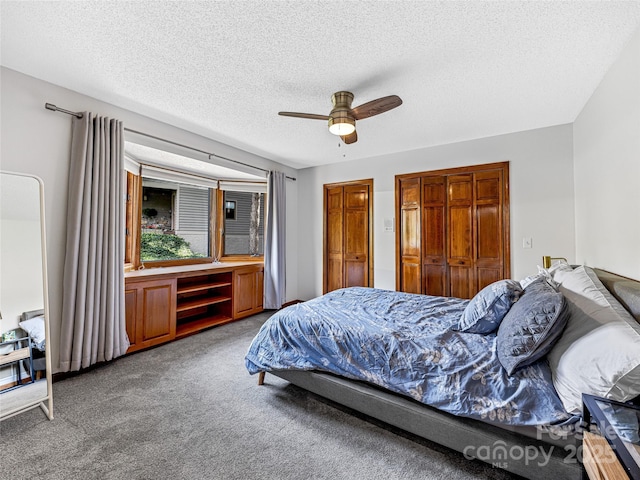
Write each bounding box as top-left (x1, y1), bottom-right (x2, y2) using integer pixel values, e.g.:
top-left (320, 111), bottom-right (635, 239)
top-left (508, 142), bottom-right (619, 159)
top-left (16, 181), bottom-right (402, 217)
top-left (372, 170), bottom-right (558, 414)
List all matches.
top-left (45, 103), bottom-right (296, 181)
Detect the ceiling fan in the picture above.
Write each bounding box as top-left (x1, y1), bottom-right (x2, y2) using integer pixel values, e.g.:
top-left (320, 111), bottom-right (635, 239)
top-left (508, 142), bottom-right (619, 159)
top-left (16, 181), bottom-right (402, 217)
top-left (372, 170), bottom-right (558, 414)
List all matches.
top-left (278, 91), bottom-right (403, 144)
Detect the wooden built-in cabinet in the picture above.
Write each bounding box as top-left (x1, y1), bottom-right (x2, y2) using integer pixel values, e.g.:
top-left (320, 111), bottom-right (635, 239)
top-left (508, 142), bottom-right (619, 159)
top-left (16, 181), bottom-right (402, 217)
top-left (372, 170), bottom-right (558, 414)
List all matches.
top-left (125, 262), bottom-right (263, 354)
top-left (233, 264), bottom-right (264, 319)
top-left (396, 162), bottom-right (510, 299)
top-left (125, 278), bottom-right (176, 352)
top-left (324, 179), bottom-right (373, 293)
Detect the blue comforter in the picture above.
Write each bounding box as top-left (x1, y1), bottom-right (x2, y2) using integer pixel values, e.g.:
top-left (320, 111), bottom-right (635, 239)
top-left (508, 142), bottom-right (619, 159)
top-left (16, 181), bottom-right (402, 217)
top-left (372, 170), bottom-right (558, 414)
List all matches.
top-left (245, 287), bottom-right (575, 427)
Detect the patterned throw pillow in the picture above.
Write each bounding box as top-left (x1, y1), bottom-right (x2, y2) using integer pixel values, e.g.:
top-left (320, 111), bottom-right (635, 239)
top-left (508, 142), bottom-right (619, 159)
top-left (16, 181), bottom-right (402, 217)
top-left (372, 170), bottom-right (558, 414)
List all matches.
top-left (455, 279), bottom-right (523, 334)
top-left (497, 277), bottom-right (570, 375)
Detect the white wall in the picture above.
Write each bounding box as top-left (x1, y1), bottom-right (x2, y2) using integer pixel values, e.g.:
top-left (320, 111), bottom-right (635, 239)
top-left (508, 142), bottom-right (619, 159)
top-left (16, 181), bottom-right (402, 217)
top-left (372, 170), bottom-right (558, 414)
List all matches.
top-left (297, 124), bottom-right (576, 300)
top-left (0, 67), bottom-right (299, 374)
top-left (573, 28), bottom-right (640, 280)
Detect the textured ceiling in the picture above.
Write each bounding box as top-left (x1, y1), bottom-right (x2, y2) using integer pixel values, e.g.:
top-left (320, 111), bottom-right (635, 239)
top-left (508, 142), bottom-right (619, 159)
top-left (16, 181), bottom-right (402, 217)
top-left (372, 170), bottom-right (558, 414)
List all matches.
top-left (2, 1), bottom-right (640, 169)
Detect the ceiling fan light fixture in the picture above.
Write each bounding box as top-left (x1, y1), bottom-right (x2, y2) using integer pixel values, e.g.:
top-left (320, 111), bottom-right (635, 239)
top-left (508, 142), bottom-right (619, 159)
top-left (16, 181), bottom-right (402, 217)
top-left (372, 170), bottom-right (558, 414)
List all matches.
top-left (328, 115), bottom-right (356, 136)
top-left (278, 90), bottom-right (401, 144)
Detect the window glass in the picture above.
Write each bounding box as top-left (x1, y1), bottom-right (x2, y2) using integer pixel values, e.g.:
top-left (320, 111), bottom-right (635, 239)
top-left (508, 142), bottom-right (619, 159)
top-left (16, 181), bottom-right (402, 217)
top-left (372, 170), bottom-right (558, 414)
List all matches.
top-left (140, 178), bottom-right (210, 261)
top-left (223, 191), bottom-right (264, 256)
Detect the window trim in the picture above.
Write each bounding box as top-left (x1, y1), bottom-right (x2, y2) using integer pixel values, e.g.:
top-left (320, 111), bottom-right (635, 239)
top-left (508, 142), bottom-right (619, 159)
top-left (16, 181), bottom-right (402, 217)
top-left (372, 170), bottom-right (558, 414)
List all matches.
top-left (218, 189), bottom-right (265, 259)
top-left (124, 171), bottom-right (140, 272)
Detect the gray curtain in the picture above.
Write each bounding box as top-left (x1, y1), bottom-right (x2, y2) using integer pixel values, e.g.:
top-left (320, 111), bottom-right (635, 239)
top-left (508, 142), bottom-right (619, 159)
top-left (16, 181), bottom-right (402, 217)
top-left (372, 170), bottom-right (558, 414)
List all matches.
top-left (59, 112), bottom-right (129, 372)
top-left (263, 171), bottom-right (286, 309)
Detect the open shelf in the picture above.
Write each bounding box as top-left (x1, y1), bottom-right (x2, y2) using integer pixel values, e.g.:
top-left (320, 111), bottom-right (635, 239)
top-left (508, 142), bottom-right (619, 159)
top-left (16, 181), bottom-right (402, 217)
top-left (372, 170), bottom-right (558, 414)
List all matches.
top-left (177, 281), bottom-right (232, 295)
top-left (0, 346), bottom-right (30, 367)
top-left (175, 313), bottom-right (235, 338)
top-left (175, 271), bottom-right (233, 336)
top-left (176, 295), bottom-right (231, 313)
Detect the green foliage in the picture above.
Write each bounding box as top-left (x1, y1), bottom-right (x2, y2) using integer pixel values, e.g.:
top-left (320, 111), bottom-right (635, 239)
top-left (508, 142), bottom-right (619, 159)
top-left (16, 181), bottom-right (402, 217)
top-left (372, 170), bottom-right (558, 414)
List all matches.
top-left (141, 233), bottom-right (204, 261)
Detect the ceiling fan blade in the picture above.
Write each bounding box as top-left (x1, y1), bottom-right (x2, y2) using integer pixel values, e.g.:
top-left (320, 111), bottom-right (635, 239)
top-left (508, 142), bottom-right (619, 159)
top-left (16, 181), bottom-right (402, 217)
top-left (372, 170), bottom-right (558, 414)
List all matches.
top-left (351, 95), bottom-right (403, 120)
top-left (341, 130), bottom-right (358, 144)
top-left (278, 111), bottom-right (331, 121)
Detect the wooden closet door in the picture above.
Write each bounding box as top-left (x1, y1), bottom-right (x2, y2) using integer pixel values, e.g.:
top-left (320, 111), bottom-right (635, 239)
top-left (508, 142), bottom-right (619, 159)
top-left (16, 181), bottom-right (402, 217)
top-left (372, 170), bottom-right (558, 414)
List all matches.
top-left (324, 180), bottom-right (373, 293)
top-left (396, 162), bottom-right (510, 299)
top-left (325, 186), bottom-right (344, 292)
top-left (397, 177), bottom-right (421, 293)
top-left (474, 170), bottom-right (504, 292)
top-left (343, 184), bottom-right (369, 288)
top-left (447, 174), bottom-right (474, 299)
top-left (422, 176), bottom-right (446, 296)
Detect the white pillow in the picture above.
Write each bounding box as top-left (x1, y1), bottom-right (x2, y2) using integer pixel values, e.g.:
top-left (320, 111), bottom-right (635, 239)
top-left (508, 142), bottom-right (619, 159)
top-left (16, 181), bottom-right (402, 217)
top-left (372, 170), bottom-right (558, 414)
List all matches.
top-left (546, 266), bottom-right (640, 414)
top-left (520, 266), bottom-right (559, 289)
top-left (547, 259), bottom-right (573, 279)
top-left (19, 315), bottom-right (46, 351)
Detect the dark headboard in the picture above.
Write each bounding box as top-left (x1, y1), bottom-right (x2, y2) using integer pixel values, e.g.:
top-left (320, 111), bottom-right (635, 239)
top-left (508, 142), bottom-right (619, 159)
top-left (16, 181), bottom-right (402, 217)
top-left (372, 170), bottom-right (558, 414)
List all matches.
top-left (593, 268), bottom-right (640, 323)
top-left (20, 308), bottom-right (45, 321)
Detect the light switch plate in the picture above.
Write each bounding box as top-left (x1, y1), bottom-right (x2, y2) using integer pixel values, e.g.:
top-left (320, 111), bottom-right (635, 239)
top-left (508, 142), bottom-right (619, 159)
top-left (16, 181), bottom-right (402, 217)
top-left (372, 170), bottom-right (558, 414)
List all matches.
top-left (523, 237), bottom-right (533, 249)
top-left (384, 218), bottom-right (394, 232)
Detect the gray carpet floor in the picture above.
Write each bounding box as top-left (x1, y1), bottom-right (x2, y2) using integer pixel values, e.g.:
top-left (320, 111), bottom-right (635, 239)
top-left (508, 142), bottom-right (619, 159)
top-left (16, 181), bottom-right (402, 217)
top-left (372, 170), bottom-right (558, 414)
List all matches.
top-left (0, 312), bottom-right (522, 480)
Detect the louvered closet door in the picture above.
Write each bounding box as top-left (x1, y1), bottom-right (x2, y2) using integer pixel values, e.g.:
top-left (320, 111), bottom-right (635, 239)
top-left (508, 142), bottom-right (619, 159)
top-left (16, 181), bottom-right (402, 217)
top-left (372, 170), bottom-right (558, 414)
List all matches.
top-left (398, 177), bottom-right (421, 294)
top-left (422, 176), bottom-right (446, 296)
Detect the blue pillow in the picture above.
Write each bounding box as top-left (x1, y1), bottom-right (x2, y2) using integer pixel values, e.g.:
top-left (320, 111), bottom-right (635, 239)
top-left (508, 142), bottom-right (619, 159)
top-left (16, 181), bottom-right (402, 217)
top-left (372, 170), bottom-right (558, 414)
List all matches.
top-left (455, 279), bottom-right (523, 334)
top-left (496, 277), bottom-right (569, 375)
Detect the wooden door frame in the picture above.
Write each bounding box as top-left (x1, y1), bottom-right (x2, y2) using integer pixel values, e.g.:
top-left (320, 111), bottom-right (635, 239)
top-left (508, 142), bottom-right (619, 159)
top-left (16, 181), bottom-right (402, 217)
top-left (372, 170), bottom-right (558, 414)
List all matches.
top-left (395, 161), bottom-right (510, 292)
top-left (323, 179), bottom-right (374, 293)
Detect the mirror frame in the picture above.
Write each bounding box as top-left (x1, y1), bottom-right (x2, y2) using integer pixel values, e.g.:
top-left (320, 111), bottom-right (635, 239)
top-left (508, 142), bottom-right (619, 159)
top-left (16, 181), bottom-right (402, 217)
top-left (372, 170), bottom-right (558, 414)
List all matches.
top-left (0, 171), bottom-right (53, 420)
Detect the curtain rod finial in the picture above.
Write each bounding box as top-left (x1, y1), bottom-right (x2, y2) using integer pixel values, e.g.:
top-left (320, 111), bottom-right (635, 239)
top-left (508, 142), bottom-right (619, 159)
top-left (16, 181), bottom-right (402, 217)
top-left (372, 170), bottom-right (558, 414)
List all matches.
top-left (44, 102), bottom-right (83, 118)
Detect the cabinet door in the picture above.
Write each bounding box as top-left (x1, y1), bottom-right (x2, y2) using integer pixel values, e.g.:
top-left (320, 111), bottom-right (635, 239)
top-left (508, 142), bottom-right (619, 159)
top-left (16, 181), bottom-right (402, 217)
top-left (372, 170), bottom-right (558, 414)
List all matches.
top-left (398, 177), bottom-right (422, 293)
top-left (142, 281), bottom-right (176, 342)
top-left (125, 278), bottom-right (176, 353)
top-left (422, 176), bottom-right (447, 296)
top-left (234, 268), bottom-right (255, 318)
top-left (234, 266), bottom-right (264, 319)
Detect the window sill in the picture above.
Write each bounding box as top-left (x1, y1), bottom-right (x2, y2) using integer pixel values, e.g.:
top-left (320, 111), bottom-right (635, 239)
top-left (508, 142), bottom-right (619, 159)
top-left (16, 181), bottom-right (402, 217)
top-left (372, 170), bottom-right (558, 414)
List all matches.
top-left (220, 255), bottom-right (264, 262)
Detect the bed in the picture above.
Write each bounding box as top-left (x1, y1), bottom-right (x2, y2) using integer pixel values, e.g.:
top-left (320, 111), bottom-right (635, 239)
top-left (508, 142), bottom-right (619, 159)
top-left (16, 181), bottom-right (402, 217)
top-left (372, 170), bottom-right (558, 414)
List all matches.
top-left (245, 266), bottom-right (640, 479)
top-left (19, 309), bottom-right (47, 378)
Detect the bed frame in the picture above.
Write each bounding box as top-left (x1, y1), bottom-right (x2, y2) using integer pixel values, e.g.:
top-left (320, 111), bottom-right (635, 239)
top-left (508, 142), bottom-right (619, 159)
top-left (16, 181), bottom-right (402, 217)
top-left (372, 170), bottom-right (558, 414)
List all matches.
top-left (258, 268), bottom-right (640, 480)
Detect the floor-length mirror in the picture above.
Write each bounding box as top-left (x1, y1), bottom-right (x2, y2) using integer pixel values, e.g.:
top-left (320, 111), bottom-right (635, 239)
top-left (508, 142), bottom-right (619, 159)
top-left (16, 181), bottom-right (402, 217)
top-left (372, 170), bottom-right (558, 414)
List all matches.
top-left (0, 171), bottom-right (53, 420)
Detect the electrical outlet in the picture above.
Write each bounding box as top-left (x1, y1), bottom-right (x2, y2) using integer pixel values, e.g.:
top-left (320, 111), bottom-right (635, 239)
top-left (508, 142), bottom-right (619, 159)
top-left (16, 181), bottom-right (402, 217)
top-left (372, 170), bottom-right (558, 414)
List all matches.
top-left (522, 237), bottom-right (533, 249)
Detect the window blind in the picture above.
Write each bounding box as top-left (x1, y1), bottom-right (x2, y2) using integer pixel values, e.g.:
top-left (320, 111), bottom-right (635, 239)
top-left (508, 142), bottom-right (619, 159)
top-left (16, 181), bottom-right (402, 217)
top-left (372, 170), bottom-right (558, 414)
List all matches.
top-left (218, 181), bottom-right (267, 193)
top-left (140, 165), bottom-right (219, 189)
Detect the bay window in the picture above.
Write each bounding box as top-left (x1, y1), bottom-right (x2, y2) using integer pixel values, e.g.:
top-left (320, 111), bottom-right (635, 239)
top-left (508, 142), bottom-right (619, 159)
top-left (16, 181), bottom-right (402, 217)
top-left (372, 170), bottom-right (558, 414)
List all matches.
top-left (124, 144), bottom-right (267, 270)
